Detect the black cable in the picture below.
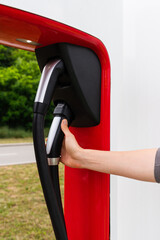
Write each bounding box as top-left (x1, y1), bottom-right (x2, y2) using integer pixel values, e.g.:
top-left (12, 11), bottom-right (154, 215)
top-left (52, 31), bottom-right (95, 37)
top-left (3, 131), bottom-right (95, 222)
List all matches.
top-left (49, 165), bottom-right (66, 229)
top-left (33, 113), bottom-right (68, 240)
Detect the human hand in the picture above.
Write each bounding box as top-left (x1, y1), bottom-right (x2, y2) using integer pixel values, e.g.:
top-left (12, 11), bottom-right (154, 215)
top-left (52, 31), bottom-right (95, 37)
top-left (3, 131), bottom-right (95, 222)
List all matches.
top-left (60, 119), bottom-right (84, 168)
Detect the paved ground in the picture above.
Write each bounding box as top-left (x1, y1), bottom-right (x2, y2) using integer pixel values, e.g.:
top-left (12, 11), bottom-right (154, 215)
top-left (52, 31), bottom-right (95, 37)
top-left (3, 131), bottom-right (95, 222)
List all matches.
top-left (0, 143), bottom-right (36, 166)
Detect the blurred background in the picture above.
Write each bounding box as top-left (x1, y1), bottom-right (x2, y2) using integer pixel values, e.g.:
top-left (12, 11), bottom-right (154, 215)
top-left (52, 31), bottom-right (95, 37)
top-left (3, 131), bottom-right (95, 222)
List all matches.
top-left (0, 45), bottom-right (59, 239)
top-left (0, 45), bottom-right (54, 140)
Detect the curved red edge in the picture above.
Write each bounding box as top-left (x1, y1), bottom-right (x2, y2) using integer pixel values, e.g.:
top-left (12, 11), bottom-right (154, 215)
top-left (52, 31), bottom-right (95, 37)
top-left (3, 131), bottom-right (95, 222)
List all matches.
top-left (0, 4), bottom-right (110, 240)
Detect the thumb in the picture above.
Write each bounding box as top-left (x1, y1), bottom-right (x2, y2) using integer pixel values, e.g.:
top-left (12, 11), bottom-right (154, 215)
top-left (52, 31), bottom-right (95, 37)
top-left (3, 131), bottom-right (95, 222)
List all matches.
top-left (61, 119), bottom-right (70, 136)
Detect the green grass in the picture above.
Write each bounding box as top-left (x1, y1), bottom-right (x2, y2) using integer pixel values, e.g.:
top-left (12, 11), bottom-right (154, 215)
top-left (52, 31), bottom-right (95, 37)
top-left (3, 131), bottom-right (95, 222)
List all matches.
top-left (0, 138), bottom-right (33, 144)
top-left (0, 163), bottom-right (64, 239)
top-left (0, 126), bottom-right (49, 139)
top-left (0, 126), bottom-right (32, 139)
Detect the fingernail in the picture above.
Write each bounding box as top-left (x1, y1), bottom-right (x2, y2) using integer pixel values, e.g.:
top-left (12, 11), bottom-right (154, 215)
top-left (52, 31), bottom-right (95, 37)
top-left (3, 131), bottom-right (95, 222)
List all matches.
top-left (63, 119), bottom-right (68, 125)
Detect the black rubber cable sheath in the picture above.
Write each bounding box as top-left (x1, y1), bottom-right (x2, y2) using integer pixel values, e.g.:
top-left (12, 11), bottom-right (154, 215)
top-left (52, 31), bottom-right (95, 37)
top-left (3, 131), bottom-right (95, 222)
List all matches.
top-left (33, 113), bottom-right (68, 240)
top-left (49, 165), bottom-right (66, 229)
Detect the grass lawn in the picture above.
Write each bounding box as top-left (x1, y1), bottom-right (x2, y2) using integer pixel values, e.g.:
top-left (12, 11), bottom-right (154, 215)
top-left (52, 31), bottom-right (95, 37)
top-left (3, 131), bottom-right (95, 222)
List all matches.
top-left (0, 163), bottom-right (64, 240)
top-left (0, 138), bottom-right (33, 144)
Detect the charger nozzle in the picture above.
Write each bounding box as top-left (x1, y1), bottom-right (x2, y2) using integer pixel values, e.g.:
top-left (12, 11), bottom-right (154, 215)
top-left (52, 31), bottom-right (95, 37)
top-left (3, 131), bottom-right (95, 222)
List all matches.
top-left (46, 103), bottom-right (73, 163)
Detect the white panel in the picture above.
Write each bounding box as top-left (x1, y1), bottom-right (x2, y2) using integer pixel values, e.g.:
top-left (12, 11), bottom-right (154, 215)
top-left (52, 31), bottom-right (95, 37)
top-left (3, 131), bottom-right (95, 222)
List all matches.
top-left (111, 176), bottom-right (160, 240)
top-left (111, 1), bottom-right (160, 240)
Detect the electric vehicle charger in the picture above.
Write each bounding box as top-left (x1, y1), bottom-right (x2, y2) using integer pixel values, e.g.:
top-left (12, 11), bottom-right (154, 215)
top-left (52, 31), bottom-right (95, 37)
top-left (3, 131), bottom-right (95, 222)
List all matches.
top-left (47, 102), bottom-right (73, 228)
top-left (33, 60), bottom-right (70, 240)
top-left (33, 43), bottom-right (101, 239)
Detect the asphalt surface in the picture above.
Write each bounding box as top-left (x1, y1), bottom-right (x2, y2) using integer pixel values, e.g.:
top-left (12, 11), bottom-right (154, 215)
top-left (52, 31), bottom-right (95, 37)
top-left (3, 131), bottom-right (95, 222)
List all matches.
top-left (0, 143), bottom-right (36, 166)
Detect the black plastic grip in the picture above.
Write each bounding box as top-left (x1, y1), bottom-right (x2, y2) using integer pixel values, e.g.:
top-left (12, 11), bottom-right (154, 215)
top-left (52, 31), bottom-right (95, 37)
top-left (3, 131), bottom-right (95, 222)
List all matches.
top-left (47, 117), bottom-right (64, 158)
top-left (47, 103), bottom-right (73, 158)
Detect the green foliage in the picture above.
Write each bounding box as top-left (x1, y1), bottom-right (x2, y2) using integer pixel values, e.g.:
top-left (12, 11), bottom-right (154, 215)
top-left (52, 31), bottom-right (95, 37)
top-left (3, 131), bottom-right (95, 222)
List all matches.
top-left (0, 45), bottom-right (16, 67)
top-left (0, 45), bottom-right (53, 130)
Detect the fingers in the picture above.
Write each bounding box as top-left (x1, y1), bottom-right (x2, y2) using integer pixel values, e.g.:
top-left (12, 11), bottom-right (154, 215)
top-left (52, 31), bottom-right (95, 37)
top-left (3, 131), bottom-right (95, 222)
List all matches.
top-left (61, 119), bottom-right (70, 136)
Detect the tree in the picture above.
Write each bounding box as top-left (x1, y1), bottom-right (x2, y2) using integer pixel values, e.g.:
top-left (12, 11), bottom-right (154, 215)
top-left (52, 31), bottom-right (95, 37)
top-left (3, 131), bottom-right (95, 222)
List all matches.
top-left (0, 45), bottom-right (16, 67)
top-left (0, 45), bottom-right (53, 130)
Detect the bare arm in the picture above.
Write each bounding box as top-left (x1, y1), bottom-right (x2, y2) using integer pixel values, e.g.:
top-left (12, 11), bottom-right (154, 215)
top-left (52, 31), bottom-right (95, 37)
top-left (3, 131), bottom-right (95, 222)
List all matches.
top-left (60, 120), bottom-right (157, 182)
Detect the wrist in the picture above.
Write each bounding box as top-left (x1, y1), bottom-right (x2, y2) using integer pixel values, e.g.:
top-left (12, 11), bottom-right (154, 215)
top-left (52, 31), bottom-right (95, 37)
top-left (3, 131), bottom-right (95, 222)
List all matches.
top-left (77, 149), bottom-right (92, 169)
top-left (74, 147), bottom-right (87, 168)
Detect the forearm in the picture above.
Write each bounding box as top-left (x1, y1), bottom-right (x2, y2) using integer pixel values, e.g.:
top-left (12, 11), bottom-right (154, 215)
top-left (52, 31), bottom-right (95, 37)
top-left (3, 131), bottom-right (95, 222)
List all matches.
top-left (81, 148), bottom-right (157, 182)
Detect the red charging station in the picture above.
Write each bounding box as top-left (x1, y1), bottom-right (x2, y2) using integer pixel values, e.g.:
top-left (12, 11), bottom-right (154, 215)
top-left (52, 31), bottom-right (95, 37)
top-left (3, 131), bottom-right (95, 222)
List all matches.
top-left (0, 4), bottom-right (110, 240)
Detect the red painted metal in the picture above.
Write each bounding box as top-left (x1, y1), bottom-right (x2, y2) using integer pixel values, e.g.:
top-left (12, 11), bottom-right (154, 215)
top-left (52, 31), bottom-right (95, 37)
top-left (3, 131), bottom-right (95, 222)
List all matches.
top-left (0, 4), bottom-right (110, 240)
